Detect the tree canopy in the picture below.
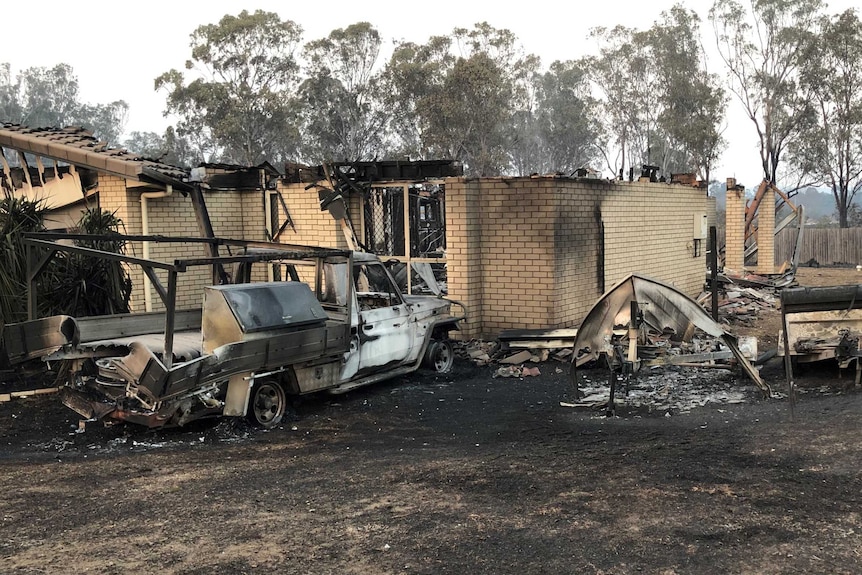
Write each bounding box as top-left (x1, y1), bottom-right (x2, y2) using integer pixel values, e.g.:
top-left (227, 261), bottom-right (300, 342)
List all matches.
top-left (0, 62), bottom-right (128, 145)
top-left (710, 0), bottom-right (823, 184)
top-left (5, 3), bottom-right (862, 224)
top-left (790, 9), bottom-right (862, 227)
top-left (155, 9), bottom-right (304, 166)
top-left (298, 22), bottom-right (386, 162)
top-left (586, 5), bottom-right (725, 181)
top-left (530, 60), bottom-right (599, 176)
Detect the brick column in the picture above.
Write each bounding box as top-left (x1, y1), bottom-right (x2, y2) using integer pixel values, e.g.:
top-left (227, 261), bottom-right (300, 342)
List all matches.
top-left (97, 174), bottom-right (147, 312)
top-left (725, 178), bottom-right (746, 273)
top-left (756, 185), bottom-right (775, 275)
top-left (444, 178), bottom-right (483, 339)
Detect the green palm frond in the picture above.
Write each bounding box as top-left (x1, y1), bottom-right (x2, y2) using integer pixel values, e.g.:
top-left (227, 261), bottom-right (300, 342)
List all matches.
top-left (0, 201), bottom-right (132, 324)
top-left (0, 196), bottom-right (48, 325)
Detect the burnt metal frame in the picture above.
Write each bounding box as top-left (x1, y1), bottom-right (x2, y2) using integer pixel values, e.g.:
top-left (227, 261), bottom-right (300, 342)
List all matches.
top-left (780, 285), bottom-right (862, 416)
top-left (313, 162), bottom-right (448, 294)
top-left (23, 232), bottom-right (351, 369)
top-left (360, 183), bottom-right (447, 294)
top-left (268, 190), bottom-right (297, 242)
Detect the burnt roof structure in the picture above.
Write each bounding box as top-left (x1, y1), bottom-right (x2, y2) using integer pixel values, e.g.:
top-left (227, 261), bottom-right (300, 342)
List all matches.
top-left (283, 160), bottom-right (463, 184)
top-left (0, 124), bottom-right (192, 190)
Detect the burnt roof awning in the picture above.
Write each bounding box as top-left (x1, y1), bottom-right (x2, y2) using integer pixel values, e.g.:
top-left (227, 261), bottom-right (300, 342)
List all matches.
top-left (0, 124), bottom-right (192, 190)
top-left (283, 160), bottom-right (463, 184)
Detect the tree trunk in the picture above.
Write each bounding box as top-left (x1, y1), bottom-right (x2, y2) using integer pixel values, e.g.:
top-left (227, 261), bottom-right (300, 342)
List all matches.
top-left (839, 204), bottom-right (849, 228)
top-left (835, 183), bottom-right (851, 228)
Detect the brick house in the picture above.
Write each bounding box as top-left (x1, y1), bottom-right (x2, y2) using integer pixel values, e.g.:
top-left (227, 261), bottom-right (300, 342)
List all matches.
top-left (279, 175), bottom-right (715, 338)
top-left (1, 125), bottom-right (715, 339)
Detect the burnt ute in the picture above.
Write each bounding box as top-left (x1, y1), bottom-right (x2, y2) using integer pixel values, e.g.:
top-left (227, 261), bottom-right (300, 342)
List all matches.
top-left (2, 234), bottom-right (465, 428)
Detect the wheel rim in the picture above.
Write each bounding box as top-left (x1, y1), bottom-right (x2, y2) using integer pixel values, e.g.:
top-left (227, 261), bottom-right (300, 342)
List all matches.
top-left (433, 341), bottom-right (454, 373)
top-left (251, 381), bottom-right (286, 427)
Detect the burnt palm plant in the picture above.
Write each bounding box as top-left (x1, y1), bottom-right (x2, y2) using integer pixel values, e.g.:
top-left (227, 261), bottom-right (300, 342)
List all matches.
top-left (0, 196), bottom-right (48, 326)
top-left (42, 208), bottom-right (132, 317)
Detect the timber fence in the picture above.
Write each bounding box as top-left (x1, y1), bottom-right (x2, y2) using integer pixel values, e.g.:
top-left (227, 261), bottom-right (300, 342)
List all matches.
top-left (713, 226), bottom-right (862, 267)
top-left (775, 227), bottom-right (862, 266)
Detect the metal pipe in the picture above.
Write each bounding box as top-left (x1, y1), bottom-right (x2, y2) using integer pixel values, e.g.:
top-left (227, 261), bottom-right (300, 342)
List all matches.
top-left (265, 190), bottom-right (275, 281)
top-left (26, 242), bottom-right (35, 320)
top-left (403, 184), bottom-right (411, 294)
top-left (163, 270), bottom-right (178, 370)
top-left (140, 185), bottom-right (173, 312)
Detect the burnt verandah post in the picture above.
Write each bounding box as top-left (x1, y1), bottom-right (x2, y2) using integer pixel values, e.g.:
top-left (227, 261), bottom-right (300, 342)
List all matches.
top-left (710, 225), bottom-right (719, 321)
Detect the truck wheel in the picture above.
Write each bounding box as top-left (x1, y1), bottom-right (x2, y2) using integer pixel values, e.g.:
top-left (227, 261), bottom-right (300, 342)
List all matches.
top-left (248, 380), bottom-right (286, 428)
top-left (424, 339), bottom-right (454, 373)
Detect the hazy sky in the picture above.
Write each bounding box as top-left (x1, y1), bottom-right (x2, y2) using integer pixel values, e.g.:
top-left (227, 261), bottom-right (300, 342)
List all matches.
top-left (2, 0), bottom-right (857, 185)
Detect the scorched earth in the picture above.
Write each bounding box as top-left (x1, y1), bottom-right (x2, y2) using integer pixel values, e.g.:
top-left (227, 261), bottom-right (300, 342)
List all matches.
top-left (1, 267), bottom-right (861, 575)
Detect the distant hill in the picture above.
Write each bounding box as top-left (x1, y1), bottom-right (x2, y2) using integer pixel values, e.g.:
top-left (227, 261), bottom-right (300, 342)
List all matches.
top-left (791, 187), bottom-right (844, 221)
top-left (708, 183), bottom-right (855, 223)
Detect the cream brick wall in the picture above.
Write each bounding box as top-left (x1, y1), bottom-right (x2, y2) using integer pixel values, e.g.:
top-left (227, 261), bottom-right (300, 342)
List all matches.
top-left (467, 178), bottom-right (556, 334)
top-left (725, 180), bottom-right (746, 273)
top-left (276, 181), bottom-right (352, 249)
top-left (553, 181), bottom-right (604, 326)
top-left (240, 190), bottom-right (270, 283)
top-left (97, 174), bottom-right (147, 313)
top-left (445, 179), bottom-right (488, 337)
top-left (96, 174), bottom-right (709, 339)
top-left (445, 180), bottom-right (483, 331)
top-left (757, 186), bottom-right (775, 274)
top-left (96, 182), bottom-right (273, 313)
top-left (706, 195), bottom-right (717, 230)
top-left (601, 181), bottom-right (708, 297)
top-left (445, 178), bottom-right (710, 339)
top-left (136, 192), bottom-right (209, 312)
top-left (147, 190), bottom-right (271, 310)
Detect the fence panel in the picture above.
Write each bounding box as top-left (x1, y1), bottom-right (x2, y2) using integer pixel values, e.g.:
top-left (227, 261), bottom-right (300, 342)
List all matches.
top-left (775, 227), bottom-right (862, 266)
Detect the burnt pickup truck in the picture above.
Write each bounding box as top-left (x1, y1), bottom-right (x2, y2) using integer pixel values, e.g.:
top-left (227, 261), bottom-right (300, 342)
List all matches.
top-left (2, 234), bottom-right (464, 428)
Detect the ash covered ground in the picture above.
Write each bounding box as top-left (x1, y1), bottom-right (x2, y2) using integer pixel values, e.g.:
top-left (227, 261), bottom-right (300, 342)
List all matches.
top-left (1, 267), bottom-right (861, 574)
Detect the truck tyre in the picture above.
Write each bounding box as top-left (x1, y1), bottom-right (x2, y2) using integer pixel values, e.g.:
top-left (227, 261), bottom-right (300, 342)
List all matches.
top-left (424, 339), bottom-right (454, 373)
top-left (248, 379), bottom-right (287, 428)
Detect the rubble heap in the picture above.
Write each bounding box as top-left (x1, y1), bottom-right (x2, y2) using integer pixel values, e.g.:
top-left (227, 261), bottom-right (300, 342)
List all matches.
top-left (456, 328), bottom-right (756, 379)
top-left (715, 286), bottom-right (777, 326)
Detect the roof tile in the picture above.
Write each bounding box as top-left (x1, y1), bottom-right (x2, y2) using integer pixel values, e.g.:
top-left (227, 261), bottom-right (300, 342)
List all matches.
top-left (0, 123), bottom-right (190, 187)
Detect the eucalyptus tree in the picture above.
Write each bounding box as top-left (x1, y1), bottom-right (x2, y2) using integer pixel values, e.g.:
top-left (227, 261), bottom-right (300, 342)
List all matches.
top-left (0, 63), bottom-right (22, 124)
top-left (454, 23), bottom-right (541, 176)
top-left (586, 5), bottom-right (724, 181)
top-left (791, 9), bottom-right (862, 227)
top-left (155, 9), bottom-right (304, 166)
top-left (123, 131), bottom-right (168, 159)
top-left (502, 50), bottom-right (543, 176)
top-left (0, 62), bottom-right (127, 145)
top-left (379, 36), bottom-right (453, 160)
top-left (648, 5), bottom-right (726, 182)
top-left (298, 22), bottom-right (386, 162)
top-left (122, 129), bottom-right (198, 168)
top-left (17, 63), bottom-right (82, 129)
top-left (531, 60), bottom-right (600, 175)
top-left (419, 51), bottom-right (512, 176)
top-left (710, 0), bottom-right (823, 184)
top-left (584, 24), bottom-right (660, 179)
top-left (380, 23), bottom-right (535, 176)
top-left (507, 93), bottom-right (543, 176)
top-left (76, 100), bottom-right (129, 148)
